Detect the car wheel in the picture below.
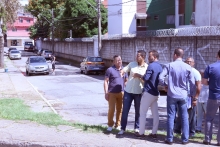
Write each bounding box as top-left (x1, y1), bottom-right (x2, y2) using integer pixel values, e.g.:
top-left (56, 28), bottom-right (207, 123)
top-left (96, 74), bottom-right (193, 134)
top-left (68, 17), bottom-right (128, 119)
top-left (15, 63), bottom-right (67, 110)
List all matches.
top-left (46, 72), bottom-right (49, 75)
top-left (26, 70), bottom-right (31, 76)
top-left (84, 68), bottom-right (89, 75)
top-left (80, 70), bottom-right (83, 74)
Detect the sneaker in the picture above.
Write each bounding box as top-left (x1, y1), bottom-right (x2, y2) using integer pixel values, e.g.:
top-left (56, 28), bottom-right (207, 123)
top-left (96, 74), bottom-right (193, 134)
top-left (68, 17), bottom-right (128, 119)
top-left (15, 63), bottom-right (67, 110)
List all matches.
top-left (107, 127), bottom-right (113, 132)
top-left (115, 126), bottom-right (121, 130)
top-left (134, 129), bottom-right (139, 133)
top-left (118, 130), bottom-right (124, 135)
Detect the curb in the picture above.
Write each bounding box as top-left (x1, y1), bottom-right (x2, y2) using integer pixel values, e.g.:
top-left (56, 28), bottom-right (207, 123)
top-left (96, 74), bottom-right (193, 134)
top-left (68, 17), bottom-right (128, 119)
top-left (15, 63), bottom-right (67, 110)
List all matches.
top-left (26, 80), bottom-right (58, 114)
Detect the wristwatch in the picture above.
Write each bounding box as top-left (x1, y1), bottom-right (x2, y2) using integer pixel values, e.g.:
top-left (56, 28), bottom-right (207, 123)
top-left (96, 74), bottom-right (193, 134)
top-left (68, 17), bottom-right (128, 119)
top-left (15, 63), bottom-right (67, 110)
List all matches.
top-left (193, 98), bottom-right (198, 101)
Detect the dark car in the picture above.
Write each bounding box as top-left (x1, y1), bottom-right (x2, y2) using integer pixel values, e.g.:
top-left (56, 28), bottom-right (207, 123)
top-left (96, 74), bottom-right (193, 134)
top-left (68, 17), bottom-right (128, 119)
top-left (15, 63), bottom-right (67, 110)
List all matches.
top-left (80, 56), bottom-right (105, 75)
top-left (8, 48), bottom-right (17, 54)
top-left (24, 42), bottom-right (34, 52)
top-left (41, 50), bottom-right (53, 59)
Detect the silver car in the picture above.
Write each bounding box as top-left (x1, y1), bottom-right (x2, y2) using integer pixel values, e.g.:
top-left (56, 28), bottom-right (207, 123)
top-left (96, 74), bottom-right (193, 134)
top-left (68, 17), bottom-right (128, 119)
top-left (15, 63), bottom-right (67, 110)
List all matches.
top-left (26, 56), bottom-right (49, 76)
top-left (9, 50), bottom-right (21, 60)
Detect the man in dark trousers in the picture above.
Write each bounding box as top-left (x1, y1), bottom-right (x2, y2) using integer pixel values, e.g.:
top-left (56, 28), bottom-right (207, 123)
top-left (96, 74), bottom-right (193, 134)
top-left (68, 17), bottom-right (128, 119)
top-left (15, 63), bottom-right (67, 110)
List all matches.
top-left (49, 54), bottom-right (56, 73)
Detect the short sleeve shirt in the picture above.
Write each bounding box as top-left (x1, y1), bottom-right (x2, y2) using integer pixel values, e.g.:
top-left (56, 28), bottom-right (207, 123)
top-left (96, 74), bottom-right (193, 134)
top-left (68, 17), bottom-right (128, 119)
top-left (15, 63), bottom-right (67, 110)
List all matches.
top-left (123, 62), bottom-right (148, 94)
top-left (105, 65), bottom-right (127, 93)
top-left (204, 61), bottom-right (220, 100)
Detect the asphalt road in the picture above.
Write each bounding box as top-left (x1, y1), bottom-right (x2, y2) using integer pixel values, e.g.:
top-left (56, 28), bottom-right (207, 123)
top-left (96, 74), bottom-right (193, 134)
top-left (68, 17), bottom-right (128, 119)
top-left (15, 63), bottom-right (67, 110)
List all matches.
top-left (5, 48), bottom-right (169, 131)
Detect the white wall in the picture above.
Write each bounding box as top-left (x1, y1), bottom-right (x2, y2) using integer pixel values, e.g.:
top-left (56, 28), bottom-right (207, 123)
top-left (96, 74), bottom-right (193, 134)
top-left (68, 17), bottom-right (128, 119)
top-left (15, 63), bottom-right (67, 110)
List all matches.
top-left (108, 0), bottom-right (136, 35)
top-left (195, 0), bottom-right (220, 26)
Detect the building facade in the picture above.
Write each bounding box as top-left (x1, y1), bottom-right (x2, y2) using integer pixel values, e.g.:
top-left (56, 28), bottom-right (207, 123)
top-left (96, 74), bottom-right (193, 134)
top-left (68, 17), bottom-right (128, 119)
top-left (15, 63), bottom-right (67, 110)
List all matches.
top-left (6, 0), bottom-right (34, 48)
top-left (108, 0), bottom-right (147, 35)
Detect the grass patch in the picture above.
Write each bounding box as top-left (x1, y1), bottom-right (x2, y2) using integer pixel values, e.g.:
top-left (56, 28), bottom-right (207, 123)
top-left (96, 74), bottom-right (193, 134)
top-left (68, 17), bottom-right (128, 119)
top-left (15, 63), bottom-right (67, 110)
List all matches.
top-left (0, 98), bottom-right (71, 126)
top-left (0, 98), bottom-right (107, 132)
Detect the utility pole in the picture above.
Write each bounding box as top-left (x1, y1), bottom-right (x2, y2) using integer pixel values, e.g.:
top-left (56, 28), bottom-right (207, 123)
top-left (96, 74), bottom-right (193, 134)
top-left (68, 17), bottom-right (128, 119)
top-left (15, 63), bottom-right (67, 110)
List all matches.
top-left (51, 8), bottom-right (55, 54)
top-left (97, 0), bottom-right (102, 54)
top-left (0, 8), bottom-right (4, 69)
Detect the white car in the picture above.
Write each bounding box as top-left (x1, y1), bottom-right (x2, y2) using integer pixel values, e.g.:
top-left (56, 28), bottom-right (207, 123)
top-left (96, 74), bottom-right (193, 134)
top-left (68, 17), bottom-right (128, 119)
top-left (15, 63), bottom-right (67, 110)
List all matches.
top-left (9, 50), bottom-right (21, 60)
top-left (26, 56), bottom-right (50, 76)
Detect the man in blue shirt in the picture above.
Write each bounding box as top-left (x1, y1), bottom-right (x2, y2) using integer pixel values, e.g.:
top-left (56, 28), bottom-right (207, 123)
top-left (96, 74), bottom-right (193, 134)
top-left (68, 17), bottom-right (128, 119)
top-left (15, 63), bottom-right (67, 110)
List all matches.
top-left (135, 50), bottom-right (162, 139)
top-left (203, 50), bottom-right (220, 145)
top-left (104, 55), bottom-right (127, 132)
top-left (159, 48), bottom-right (198, 145)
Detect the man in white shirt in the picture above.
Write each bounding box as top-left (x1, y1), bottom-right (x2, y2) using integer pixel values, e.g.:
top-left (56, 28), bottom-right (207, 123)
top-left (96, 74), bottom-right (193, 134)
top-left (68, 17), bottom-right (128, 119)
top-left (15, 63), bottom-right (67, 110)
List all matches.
top-left (118, 50), bottom-right (148, 135)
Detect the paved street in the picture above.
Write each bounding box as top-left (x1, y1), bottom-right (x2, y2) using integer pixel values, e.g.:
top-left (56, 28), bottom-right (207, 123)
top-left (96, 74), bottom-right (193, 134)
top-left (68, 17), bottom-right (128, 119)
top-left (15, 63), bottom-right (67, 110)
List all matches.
top-left (6, 48), bottom-right (168, 131)
top-left (4, 47), bottom-right (219, 134)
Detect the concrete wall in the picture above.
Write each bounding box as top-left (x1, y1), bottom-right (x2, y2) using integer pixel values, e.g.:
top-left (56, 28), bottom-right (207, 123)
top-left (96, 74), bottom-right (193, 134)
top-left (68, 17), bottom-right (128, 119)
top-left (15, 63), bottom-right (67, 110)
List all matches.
top-left (42, 36), bottom-right (220, 70)
top-left (108, 0), bottom-right (136, 34)
top-left (195, 0), bottom-right (220, 26)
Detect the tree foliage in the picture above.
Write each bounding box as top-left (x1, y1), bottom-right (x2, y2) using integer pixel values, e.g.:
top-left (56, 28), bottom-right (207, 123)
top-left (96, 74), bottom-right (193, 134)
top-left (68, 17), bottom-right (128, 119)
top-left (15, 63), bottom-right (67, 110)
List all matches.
top-left (27, 0), bottom-right (107, 39)
top-left (0, 0), bottom-right (21, 34)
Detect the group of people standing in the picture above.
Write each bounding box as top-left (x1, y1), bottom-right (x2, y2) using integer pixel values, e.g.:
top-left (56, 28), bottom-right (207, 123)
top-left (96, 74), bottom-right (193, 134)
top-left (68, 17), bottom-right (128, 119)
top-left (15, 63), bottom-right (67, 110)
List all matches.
top-left (104, 48), bottom-right (220, 145)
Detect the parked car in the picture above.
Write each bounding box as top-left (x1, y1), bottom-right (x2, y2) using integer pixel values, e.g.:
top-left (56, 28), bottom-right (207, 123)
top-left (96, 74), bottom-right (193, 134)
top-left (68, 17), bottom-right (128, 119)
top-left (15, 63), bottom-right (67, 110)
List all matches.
top-left (80, 56), bottom-right (105, 75)
top-left (9, 50), bottom-right (21, 60)
top-left (24, 42), bottom-right (34, 52)
top-left (158, 63), bottom-right (168, 92)
top-left (41, 50), bottom-right (53, 59)
top-left (26, 56), bottom-right (49, 76)
top-left (37, 49), bottom-right (44, 56)
top-left (8, 48), bottom-right (17, 54)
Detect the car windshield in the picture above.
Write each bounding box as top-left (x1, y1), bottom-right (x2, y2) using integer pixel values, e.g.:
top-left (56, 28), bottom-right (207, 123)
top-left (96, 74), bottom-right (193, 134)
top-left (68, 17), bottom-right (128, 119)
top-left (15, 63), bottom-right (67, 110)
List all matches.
top-left (11, 51), bottom-right (20, 53)
top-left (9, 48), bottom-right (16, 50)
top-left (25, 42), bottom-right (33, 45)
top-left (88, 57), bottom-right (103, 62)
top-left (30, 57), bottom-right (46, 63)
top-left (45, 51), bottom-right (52, 53)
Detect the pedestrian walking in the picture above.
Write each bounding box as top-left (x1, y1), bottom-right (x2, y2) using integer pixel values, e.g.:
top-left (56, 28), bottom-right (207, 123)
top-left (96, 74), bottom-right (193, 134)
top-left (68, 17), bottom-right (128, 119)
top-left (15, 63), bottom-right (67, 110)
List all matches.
top-left (174, 57), bottom-right (201, 137)
top-left (135, 50), bottom-right (162, 138)
top-left (104, 55), bottom-right (128, 132)
top-left (159, 48), bottom-right (199, 145)
top-left (196, 69), bottom-right (208, 133)
top-left (118, 50), bottom-right (148, 135)
top-left (49, 54), bottom-right (56, 73)
top-left (203, 50), bottom-right (220, 145)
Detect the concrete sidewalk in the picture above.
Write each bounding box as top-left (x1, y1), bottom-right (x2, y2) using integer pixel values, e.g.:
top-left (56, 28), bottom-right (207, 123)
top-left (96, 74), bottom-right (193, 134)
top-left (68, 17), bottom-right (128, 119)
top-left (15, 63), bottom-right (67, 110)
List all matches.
top-left (0, 56), bottom-right (213, 147)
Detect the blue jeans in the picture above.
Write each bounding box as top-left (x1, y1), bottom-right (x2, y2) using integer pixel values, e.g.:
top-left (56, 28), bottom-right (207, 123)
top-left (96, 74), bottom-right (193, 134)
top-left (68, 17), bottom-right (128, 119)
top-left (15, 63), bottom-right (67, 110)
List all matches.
top-left (204, 99), bottom-right (220, 142)
top-left (174, 106), bottom-right (196, 135)
top-left (167, 96), bottom-right (189, 143)
top-left (120, 91), bottom-right (141, 131)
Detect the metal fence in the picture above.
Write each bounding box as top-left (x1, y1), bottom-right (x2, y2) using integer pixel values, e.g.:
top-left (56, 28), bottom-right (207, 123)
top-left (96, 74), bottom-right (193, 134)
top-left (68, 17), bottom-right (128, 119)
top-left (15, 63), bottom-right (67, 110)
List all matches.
top-left (42, 26), bottom-right (220, 42)
top-left (102, 26), bottom-right (220, 40)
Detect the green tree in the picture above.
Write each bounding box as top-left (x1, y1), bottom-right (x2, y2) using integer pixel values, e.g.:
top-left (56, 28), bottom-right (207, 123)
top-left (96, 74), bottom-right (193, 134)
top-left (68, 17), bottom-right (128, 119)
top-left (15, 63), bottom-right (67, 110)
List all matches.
top-left (27, 0), bottom-right (65, 39)
top-left (27, 0), bottom-right (107, 39)
top-left (0, 0), bottom-right (21, 34)
top-left (60, 0), bottom-right (107, 38)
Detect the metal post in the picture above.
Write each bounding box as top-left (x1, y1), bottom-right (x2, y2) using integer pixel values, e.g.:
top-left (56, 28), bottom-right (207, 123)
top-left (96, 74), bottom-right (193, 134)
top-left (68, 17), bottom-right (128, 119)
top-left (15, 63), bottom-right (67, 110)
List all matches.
top-left (51, 8), bottom-right (55, 54)
top-left (97, 0), bottom-right (102, 55)
top-left (70, 30), bottom-right (72, 38)
top-left (0, 13), bottom-right (4, 68)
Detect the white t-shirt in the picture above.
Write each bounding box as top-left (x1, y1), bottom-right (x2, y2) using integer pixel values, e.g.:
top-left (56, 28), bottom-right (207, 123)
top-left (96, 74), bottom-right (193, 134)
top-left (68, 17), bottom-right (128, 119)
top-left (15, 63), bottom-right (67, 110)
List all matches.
top-left (198, 85), bottom-right (209, 103)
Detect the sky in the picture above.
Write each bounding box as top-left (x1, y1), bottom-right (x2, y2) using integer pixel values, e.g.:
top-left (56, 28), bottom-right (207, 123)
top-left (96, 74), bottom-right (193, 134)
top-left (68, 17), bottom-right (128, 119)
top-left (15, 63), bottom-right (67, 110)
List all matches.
top-left (19, 0), bottom-right (29, 6)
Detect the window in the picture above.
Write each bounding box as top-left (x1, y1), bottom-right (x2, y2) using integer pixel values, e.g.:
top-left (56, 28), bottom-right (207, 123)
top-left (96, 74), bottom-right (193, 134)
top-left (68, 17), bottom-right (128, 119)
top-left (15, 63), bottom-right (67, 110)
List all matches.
top-left (166, 15), bottom-right (175, 24)
top-left (154, 15), bottom-right (159, 20)
top-left (19, 18), bottom-right (23, 23)
top-left (12, 28), bottom-right (17, 31)
top-left (179, 14), bottom-right (185, 25)
top-left (26, 19), bottom-right (30, 23)
top-left (137, 19), bottom-right (146, 27)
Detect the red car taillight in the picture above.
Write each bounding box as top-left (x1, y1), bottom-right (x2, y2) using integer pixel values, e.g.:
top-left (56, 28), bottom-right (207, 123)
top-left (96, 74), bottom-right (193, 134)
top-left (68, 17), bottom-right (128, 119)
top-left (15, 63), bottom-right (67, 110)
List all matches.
top-left (86, 62), bottom-right (92, 65)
